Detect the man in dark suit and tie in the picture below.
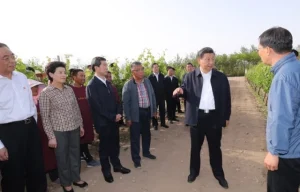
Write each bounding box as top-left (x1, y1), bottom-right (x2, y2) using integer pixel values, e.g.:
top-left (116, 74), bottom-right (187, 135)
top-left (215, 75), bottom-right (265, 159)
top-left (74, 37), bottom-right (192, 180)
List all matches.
top-left (173, 47), bottom-right (231, 189)
top-left (86, 57), bottom-right (130, 183)
top-left (148, 63), bottom-right (169, 130)
top-left (164, 66), bottom-right (179, 124)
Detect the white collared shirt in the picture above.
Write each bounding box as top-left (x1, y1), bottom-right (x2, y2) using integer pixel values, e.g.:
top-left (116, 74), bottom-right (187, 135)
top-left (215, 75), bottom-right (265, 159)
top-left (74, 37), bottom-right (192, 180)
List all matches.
top-left (0, 71), bottom-right (37, 149)
top-left (199, 69), bottom-right (215, 110)
top-left (153, 73), bottom-right (159, 81)
top-left (96, 75), bottom-right (107, 86)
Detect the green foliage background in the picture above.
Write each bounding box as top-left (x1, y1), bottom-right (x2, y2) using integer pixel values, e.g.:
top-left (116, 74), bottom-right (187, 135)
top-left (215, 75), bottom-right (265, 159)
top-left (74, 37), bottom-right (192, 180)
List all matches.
top-left (15, 45), bottom-right (282, 95)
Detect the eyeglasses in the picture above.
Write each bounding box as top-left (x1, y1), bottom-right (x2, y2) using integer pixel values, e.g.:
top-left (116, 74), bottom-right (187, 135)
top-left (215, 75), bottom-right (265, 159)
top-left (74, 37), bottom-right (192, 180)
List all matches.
top-left (1, 54), bottom-right (17, 62)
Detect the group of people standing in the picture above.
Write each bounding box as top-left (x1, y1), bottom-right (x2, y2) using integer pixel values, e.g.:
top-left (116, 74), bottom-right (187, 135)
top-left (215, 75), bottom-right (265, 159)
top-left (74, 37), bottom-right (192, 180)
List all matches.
top-left (0, 26), bottom-right (300, 192)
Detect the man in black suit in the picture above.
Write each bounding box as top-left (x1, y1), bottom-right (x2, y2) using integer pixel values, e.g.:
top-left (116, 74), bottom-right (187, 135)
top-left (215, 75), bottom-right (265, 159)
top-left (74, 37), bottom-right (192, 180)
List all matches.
top-left (148, 63), bottom-right (169, 130)
top-left (173, 47), bottom-right (231, 189)
top-left (164, 66), bottom-right (179, 124)
top-left (182, 62), bottom-right (194, 114)
top-left (86, 57), bottom-right (130, 183)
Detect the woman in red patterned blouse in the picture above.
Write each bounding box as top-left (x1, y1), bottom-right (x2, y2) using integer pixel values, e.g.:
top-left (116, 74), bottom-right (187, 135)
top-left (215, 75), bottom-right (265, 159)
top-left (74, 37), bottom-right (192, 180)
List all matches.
top-left (70, 69), bottom-right (100, 167)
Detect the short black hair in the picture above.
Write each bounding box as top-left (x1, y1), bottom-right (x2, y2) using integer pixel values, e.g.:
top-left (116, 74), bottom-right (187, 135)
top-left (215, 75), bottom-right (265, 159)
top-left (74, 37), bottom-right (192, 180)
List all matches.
top-left (107, 71), bottom-right (111, 74)
top-left (292, 49), bottom-right (299, 57)
top-left (26, 66), bottom-right (35, 73)
top-left (152, 63), bottom-right (159, 68)
top-left (187, 62), bottom-right (193, 67)
top-left (0, 43), bottom-right (8, 49)
top-left (45, 61), bottom-right (66, 82)
top-left (167, 66), bottom-right (175, 71)
top-left (69, 68), bottom-right (83, 77)
top-left (197, 47), bottom-right (215, 58)
top-left (91, 57), bottom-right (106, 72)
top-left (259, 27), bottom-right (293, 54)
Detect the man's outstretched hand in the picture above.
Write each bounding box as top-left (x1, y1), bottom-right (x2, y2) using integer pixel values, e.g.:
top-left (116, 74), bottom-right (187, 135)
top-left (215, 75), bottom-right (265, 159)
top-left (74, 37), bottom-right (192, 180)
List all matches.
top-left (173, 88), bottom-right (183, 96)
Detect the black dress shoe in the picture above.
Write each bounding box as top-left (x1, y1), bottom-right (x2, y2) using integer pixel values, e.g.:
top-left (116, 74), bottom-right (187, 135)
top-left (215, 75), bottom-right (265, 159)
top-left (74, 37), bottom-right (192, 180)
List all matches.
top-left (143, 154), bottom-right (156, 159)
top-left (103, 173), bottom-right (114, 183)
top-left (154, 125), bottom-right (158, 130)
top-left (114, 166), bottom-right (131, 174)
top-left (217, 178), bottom-right (229, 189)
top-left (187, 174), bottom-right (197, 183)
top-left (161, 124), bottom-right (169, 128)
top-left (73, 181), bottom-right (88, 188)
top-left (134, 162), bottom-right (141, 168)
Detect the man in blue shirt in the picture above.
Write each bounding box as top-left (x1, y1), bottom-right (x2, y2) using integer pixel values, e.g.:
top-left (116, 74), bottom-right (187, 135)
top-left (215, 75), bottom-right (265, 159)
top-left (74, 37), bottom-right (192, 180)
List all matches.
top-left (258, 27), bottom-right (300, 192)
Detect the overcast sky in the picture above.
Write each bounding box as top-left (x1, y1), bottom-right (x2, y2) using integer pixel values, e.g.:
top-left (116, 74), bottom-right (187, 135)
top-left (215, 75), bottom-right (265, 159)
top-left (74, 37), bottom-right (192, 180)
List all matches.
top-left (1, 0), bottom-right (299, 66)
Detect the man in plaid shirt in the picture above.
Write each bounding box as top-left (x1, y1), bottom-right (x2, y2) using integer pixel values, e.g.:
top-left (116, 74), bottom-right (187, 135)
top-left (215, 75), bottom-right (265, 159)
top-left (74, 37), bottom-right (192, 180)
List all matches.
top-left (122, 61), bottom-right (157, 168)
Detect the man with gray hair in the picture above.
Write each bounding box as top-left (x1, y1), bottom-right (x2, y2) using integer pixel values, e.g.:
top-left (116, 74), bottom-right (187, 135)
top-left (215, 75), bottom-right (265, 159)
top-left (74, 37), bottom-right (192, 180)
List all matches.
top-left (0, 43), bottom-right (47, 191)
top-left (122, 61), bottom-right (157, 168)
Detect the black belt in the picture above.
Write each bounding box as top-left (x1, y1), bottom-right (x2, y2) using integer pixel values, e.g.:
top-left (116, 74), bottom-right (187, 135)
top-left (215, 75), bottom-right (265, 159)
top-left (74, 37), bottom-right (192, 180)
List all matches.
top-left (0, 116), bottom-right (34, 126)
top-left (139, 107), bottom-right (150, 111)
top-left (199, 109), bottom-right (215, 114)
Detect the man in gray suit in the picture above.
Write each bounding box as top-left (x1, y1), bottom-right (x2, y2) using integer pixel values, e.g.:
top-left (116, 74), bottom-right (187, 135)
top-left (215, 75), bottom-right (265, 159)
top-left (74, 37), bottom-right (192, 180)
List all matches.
top-left (122, 61), bottom-right (157, 168)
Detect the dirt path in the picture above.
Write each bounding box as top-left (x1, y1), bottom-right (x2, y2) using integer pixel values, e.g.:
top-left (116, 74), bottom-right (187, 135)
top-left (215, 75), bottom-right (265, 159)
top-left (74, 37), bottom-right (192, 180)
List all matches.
top-left (51, 76), bottom-right (267, 192)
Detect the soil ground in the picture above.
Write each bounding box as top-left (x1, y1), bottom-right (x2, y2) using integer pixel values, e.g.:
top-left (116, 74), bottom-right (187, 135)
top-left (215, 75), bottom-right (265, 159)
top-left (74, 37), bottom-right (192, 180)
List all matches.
top-left (49, 76), bottom-right (268, 192)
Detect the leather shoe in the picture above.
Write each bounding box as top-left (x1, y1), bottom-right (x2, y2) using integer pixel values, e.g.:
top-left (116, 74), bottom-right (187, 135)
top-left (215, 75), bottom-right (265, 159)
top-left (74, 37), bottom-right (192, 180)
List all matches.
top-left (73, 181), bottom-right (88, 188)
top-left (217, 178), bottom-right (229, 189)
top-left (161, 124), bottom-right (169, 128)
top-left (187, 174), bottom-right (197, 183)
top-left (103, 173), bottom-right (114, 183)
top-left (143, 154), bottom-right (156, 159)
top-left (134, 162), bottom-right (141, 168)
top-left (114, 166), bottom-right (131, 174)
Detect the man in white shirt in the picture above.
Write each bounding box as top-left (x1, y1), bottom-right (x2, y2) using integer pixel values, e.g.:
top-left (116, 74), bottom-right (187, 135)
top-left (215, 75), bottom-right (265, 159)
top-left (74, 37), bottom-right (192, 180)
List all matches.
top-left (0, 43), bottom-right (47, 192)
top-left (173, 47), bottom-right (231, 189)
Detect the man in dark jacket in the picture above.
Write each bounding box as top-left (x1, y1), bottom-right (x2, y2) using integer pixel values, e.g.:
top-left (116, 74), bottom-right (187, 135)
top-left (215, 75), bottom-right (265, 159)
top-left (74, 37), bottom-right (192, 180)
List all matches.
top-left (173, 47), bottom-right (231, 189)
top-left (148, 63), bottom-right (169, 130)
top-left (86, 57), bottom-right (130, 183)
top-left (164, 66), bottom-right (179, 124)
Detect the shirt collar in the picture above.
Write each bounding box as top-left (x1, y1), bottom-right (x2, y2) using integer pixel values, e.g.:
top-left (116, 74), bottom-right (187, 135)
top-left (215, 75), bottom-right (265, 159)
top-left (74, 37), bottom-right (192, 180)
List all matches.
top-left (48, 84), bottom-right (68, 90)
top-left (195, 67), bottom-right (215, 77)
top-left (270, 53), bottom-right (297, 74)
top-left (95, 75), bottom-right (106, 83)
top-left (133, 78), bottom-right (145, 84)
top-left (0, 71), bottom-right (17, 79)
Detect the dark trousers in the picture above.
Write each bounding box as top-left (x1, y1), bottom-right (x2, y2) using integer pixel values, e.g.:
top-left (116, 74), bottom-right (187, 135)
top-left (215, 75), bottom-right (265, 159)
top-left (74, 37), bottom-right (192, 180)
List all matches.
top-left (98, 122), bottom-right (121, 174)
top-left (80, 143), bottom-right (93, 163)
top-left (152, 99), bottom-right (166, 126)
top-left (267, 158), bottom-right (300, 192)
top-left (54, 128), bottom-right (81, 187)
top-left (130, 108), bottom-right (151, 164)
top-left (48, 169), bottom-right (59, 182)
top-left (0, 117), bottom-right (47, 192)
top-left (189, 110), bottom-right (224, 179)
top-left (166, 97), bottom-right (176, 120)
top-left (176, 98), bottom-right (181, 112)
